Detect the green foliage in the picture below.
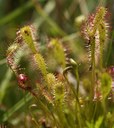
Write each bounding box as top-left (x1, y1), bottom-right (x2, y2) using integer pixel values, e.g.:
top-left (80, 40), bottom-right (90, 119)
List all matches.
top-left (48, 39), bottom-right (66, 67)
top-left (82, 7), bottom-right (108, 69)
top-left (86, 116), bottom-right (103, 128)
top-left (34, 53), bottom-right (47, 78)
top-left (101, 73), bottom-right (112, 100)
top-left (20, 26), bottom-right (38, 53)
top-left (0, 1), bottom-right (114, 128)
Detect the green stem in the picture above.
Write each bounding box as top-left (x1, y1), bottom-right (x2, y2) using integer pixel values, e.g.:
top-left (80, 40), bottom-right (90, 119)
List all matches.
top-left (33, 94), bottom-right (60, 128)
top-left (91, 37), bottom-right (95, 98)
top-left (100, 45), bottom-right (103, 71)
top-left (29, 106), bottom-right (40, 128)
top-left (63, 67), bottom-right (79, 103)
top-left (63, 67), bottom-right (83, 127)
top-left (75, 67), bottom-right (82, 127)
top-left (55, 105), bottom-right (68, 128)
top-left (75, 68), bottom-right (80, 97)
top-left (77, 104), bottom-right (82, 128)
top-left (92, 101), bottom-right (98, 120)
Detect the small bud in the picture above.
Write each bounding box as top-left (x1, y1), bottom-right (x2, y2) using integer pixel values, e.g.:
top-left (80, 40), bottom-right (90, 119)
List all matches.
top-left (69, 58), bottom-right (77, 67)
top-left (18, 73), bottom-right (28, 85)
top-left (75, 15), bottom-right (85, 27)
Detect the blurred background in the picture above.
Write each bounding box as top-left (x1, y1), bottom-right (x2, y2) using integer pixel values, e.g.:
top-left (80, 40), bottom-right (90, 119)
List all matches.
top-left (0, 0), bottom-right (114, 127)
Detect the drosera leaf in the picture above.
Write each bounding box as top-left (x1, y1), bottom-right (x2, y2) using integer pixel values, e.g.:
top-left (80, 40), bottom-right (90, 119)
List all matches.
top-left (7, 43), bottom-right (19, 56)
top-left (82, 6), bottom-right (109, 69)
top-left (20, 25), bottom-right (38, 54)
top-left (46, 73), bottom-right (56, 89)
top-left (6, 43), bottom-right (20, 75)
top-left (34, 53), bottom-right (48, 79)
top-left (48, 39), bottom-right (66, 68)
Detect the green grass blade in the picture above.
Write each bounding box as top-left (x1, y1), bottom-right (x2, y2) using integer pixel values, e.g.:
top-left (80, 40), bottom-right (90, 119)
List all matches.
top-left (1, 93), bottom-right (32, 122)
top-left (0, 1), bottom-right (33, 26)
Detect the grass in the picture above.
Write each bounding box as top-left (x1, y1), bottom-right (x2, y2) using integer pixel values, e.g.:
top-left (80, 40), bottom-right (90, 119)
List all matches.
top-left (0, 0), bottom-right (114, 128)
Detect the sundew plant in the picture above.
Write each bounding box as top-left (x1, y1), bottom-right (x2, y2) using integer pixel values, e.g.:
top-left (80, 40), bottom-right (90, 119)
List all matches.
top-left (0, 1), bottom-right (114, 128)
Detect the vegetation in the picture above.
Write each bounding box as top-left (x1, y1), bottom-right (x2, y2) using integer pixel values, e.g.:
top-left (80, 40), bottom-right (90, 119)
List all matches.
top-left (0, 0), bottom-right (114, 128)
